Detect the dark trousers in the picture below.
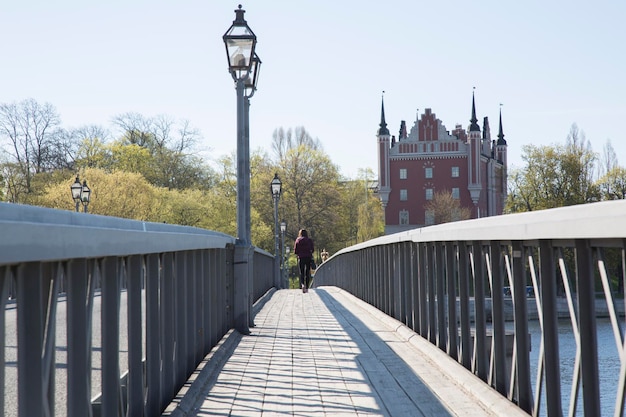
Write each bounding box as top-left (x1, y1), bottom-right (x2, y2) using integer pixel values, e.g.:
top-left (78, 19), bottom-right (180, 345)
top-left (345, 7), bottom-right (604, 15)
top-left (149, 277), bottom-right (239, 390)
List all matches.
top-left (298, 257), bottom-right (312, 288)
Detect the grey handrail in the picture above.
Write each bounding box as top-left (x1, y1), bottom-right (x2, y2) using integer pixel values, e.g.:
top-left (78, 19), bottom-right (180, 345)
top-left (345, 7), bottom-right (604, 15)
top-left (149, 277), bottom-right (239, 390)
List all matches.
top-left (314, 200), bottom-right (626, 417)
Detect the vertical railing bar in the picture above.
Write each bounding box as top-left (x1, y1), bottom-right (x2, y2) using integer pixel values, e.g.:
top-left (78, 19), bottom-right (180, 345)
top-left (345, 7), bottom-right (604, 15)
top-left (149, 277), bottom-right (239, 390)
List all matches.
top-left (490, 242), bottom-right (507, 395)
top-left (145, 253), bottom-right (161, 417)
top-left (161, 252), bottom-right (175, 409)
top-left (419, 243), bottom-right (428, 337)
top-left (67, 258), bottom-right (93, 417)
top-left (445, 242), bottom-right (458, 360)
top-left (402, 243), bottom-right (410, 326)
top-left (126, 255), bottom-right (144, 416)
top-left (472, 242), bottom-right (488, 381)
top-left (436, 242), bottom-right (446, 350)
top-left (511, 242), bottom-right (532, 413)
top-left (42, 263), bottom-right (59, 417)
top-left (202, 250), bottom-right (211, 354)
top-left (528, 248), bottom-right (546, 416)
top-left (175, 252), bottom-right (187, 384)
top-left (17, 263), bottom-right (45, 417)
top-left (410, 243), bottom-right (419, 333)
top-left (539, 240), bottom-right (563, 417)
top-left (484, 247), bottom-right (495, 387)
top-left (427, 244), bottom-right (436, 344)
top-left (101, 257), bottom-right (121, 417)
top-left (458, 243), bottom-right (472, 369)
top-left (210, 250), bottom-right (219, 348)
top-left (187, 251), bottom-right (197, 373)
top-left (575, 239), bottom-right (601, 417)
top-left (503, 248), bottom-right (517, 399)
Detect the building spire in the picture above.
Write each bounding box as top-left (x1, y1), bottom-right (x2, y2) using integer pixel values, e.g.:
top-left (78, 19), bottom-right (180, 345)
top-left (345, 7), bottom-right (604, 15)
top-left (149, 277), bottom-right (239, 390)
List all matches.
top-left (469, 88), bottom-right (480, 132)
top-left (378, 91), bottom-right (390, 136)
top-left (497, 104), bottom-right (507, 145)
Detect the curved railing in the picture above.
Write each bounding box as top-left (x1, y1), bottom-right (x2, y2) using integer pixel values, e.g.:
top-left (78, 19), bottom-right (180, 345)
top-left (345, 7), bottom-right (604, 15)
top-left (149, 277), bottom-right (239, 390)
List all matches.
top-left (0, 202), bottom-right (274, 417)
top-left (313, 200), bottom-right (626, 417)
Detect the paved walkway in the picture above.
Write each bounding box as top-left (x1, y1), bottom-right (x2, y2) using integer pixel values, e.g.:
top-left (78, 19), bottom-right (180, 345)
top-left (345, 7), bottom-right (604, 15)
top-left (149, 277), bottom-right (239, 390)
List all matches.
top-left (163, 287), bottom-right (528, 417)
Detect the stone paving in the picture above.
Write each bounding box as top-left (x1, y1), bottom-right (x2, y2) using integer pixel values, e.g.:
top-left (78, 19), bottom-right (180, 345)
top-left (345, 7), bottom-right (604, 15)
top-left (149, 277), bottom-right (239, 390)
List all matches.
top-left (163, 287), bottom-right (529, 417)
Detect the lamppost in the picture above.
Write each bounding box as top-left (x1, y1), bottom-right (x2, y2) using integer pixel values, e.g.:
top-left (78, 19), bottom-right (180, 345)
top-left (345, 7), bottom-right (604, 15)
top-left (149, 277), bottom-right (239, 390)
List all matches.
top-left (280, 220), bottom-right (287, 288)
top-left (70, 175), bottom-right (91, 213)
top-left (223, 5), bottom-right (258, 334)
top-left (270, 174), bottom-right (282, 288)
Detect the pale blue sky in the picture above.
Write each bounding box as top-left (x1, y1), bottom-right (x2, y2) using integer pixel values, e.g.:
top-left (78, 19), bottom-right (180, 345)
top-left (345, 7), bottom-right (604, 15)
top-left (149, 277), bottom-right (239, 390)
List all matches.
top-left (2, 1), bottom-right (625, 179)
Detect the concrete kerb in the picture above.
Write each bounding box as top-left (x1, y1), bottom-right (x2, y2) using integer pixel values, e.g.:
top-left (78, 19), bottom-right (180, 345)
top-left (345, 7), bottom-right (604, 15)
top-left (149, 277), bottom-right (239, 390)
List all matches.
top-left (327, 286), bottom-right (530, 417)
top-left (161, 287), bottom-right (278, 417)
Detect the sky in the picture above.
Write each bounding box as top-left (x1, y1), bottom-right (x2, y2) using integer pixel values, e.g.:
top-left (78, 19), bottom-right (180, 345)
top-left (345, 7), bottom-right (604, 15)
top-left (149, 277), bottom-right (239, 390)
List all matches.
top-left (2, 0), bottom-right (625, 179)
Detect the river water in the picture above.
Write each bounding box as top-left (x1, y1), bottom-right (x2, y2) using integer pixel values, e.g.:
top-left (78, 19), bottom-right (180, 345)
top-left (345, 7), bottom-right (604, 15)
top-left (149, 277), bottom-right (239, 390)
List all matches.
top-left (527, 318), bottom-right (624, 416)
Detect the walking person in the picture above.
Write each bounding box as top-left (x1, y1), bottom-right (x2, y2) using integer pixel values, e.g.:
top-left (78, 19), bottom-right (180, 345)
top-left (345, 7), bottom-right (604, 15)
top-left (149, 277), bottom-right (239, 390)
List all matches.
top-left (294, 229), bottom-right (314, 293)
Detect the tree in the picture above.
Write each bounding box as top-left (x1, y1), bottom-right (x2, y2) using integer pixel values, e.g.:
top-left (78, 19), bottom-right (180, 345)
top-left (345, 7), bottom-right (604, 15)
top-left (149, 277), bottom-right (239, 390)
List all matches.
top-left (424, 190), bottom-right (471, 225)
top-left (111, 113), bottom-right (211, 190)
top-left (597, 167), bottom-right (626, 200)
top-left (0, 99), bottom-right (62, 200)
top-left (506, 124), bottom-right (600, 212)
top-left (601, 139), bottom-right (618, 177)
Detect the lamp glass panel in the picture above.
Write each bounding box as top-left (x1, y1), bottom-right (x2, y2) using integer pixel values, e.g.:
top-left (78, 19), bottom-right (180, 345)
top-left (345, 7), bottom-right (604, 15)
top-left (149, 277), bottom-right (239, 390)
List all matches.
top-left (71, 182), bottom-right (82, 200)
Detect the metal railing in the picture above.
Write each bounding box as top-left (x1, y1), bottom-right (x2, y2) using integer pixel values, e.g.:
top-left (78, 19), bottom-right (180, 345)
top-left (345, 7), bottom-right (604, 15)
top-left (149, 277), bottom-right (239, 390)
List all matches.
top-left (313, 200), bottom-right (626, 417)
top-left (0, 202), bottom-right (275, 417)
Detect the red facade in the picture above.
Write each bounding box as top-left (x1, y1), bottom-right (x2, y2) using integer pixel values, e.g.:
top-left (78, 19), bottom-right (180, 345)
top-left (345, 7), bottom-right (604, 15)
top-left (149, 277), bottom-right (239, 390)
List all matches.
top-left (377, 100), bottom-right (507, 235)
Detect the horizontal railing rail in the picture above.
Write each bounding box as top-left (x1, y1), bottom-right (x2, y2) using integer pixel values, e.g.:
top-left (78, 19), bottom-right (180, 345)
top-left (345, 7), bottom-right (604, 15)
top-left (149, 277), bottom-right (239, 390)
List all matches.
top-left (0, 202), bottom-right (274, 417)
top-left (313, 200), bottom-right (626, 417)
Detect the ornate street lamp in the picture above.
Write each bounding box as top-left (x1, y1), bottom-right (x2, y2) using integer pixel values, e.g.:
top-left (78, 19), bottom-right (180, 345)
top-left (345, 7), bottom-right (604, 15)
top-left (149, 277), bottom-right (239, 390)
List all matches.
top-left (223, 4), bottom-right (259, 334)
top-left (270, 173), bottom-right (282, 288)
top-left (223, 4), bottom-right (257, 245)
top-left (71, 176), bottom-right (82, 212)
top-left (70, 175), bottom-right (91, 213)
top-left (80, 180), bottom-right (91, 213)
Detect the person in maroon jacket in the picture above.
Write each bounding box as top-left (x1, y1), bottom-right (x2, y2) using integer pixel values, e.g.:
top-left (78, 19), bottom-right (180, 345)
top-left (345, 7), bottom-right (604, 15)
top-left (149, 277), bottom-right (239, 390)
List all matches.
top-left (293, 229), bottom-right (314, 293)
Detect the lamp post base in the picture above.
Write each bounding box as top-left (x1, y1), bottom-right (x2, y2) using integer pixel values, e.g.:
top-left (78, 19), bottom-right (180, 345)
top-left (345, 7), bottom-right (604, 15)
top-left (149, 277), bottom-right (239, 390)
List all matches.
top-left (233, 242), bottom-right (253, 335)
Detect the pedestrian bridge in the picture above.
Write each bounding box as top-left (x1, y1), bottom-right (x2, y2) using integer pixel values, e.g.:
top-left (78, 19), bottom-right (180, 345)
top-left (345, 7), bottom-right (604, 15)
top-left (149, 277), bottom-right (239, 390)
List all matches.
top-left (1, 201), bottom-right (625, 416)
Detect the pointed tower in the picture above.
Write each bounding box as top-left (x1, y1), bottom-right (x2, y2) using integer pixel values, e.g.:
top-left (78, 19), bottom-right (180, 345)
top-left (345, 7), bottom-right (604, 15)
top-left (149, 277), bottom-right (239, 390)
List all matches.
top-left (467, 91), bottom-right (482, 215)
top-left (496, 107), bottom-right (507, 165)
top-left (377, 94), bottom-right (391, 212)
top-left (496, 107), bottom-right (508, 211)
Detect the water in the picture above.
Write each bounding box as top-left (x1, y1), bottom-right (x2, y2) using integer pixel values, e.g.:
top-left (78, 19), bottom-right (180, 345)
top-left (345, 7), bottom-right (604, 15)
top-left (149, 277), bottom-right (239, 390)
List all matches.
top-left (527, 318), bottom-right (624, 416)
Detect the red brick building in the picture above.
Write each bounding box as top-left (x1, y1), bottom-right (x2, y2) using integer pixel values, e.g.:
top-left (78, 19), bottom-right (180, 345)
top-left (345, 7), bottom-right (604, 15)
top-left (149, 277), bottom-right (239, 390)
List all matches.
top-left (377, 93), bottom-right (507, 234)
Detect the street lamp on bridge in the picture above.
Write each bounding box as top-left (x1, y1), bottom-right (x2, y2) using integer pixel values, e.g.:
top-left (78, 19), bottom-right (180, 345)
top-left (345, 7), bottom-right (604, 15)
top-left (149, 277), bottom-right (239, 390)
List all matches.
top-left (223, 4), bottom-right (259, 334)
top-left (270, 174), bottom-right (282, 288)
top-left (70, 175), bottom-right (91, 213)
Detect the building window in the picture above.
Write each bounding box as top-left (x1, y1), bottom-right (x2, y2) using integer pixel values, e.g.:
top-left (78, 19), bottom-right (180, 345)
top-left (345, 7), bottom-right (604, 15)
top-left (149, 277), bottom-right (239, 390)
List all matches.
top-left (425, 189), bottom-right (433, 200)
top-left (451, 166), bottom-right (459, 178)
top-left (425, 167), bottom-right (433, 179)
top-left (399, 210), bottom-right (409, 225)
top-left (452, 188), bottom-right (460, 199)
top-left (400, 189), bottom-right (408, 201)
top-left (425, 210), bottom-right (434, 225)
top-left (399, 168), bottom-right (407, 179)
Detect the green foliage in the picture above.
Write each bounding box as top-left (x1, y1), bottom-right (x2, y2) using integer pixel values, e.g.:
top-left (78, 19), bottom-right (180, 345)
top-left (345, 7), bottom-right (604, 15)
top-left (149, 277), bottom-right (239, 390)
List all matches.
top-left (0, 99), bottom-right (385, 256)
top-left (506, 125), bottom-right (600, 212)
top-left (597, 167), bottom-right (626, 200)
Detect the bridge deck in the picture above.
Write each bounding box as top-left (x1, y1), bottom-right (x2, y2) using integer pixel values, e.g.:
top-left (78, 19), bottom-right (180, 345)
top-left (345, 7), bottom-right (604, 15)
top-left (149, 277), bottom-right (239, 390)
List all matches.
top-left (163, 287), bottom-right (527, 417)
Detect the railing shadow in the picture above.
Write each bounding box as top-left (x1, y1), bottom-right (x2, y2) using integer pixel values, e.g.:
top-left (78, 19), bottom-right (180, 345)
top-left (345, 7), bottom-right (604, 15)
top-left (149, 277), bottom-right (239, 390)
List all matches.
top-left (313, 287), bottom-right (456, 416)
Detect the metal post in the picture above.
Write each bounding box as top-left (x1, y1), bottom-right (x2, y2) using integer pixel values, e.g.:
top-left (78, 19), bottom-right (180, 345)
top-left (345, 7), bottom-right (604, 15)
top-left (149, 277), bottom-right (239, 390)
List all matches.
top-left (273, 195), bottom-right (280, 288)
top-left (233, 78), bottom-right (251, 335)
